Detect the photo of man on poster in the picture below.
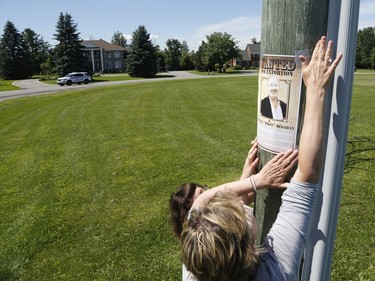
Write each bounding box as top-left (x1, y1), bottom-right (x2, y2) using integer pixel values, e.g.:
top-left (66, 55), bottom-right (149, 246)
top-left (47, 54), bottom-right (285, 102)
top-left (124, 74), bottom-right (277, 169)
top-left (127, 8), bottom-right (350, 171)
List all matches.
top-left (260, 75), bottom-right (288, 120)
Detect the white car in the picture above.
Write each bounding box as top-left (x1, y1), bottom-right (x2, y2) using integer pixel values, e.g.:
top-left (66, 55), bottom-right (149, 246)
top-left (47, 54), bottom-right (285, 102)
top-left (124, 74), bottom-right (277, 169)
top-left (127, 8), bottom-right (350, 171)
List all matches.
top-left (57, 72), bottom-right (91, 86)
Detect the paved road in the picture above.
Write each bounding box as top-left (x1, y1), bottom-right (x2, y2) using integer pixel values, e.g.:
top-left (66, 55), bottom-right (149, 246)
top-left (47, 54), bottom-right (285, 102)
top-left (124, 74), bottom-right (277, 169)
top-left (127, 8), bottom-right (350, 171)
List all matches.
top-left (0, 71), bottom-right (257, 102)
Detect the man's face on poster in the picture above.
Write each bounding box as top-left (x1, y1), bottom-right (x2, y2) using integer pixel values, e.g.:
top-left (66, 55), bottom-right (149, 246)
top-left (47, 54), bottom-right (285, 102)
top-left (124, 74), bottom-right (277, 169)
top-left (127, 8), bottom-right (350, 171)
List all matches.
top-left (268, 76), bottom-right (279, 101)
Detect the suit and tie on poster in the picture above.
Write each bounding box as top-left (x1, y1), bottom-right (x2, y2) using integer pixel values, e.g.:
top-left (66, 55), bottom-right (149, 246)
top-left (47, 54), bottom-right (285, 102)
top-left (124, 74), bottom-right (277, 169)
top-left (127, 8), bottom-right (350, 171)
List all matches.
top-left (257, 54), bottom-right (303, 153)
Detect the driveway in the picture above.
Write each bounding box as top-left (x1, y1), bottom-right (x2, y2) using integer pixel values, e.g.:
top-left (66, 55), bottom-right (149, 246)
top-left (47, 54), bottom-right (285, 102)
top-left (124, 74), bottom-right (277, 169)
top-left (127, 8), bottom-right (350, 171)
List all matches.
top-left (1, 71), bottom-right (257, 102)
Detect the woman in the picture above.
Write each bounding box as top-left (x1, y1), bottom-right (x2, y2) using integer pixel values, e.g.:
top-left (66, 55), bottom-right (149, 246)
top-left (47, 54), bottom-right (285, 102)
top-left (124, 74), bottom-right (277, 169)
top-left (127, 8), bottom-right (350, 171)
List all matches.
top-left (180, 36), bottom-right (342, 281)
top-left (169, 140), bottom-right (298, 239)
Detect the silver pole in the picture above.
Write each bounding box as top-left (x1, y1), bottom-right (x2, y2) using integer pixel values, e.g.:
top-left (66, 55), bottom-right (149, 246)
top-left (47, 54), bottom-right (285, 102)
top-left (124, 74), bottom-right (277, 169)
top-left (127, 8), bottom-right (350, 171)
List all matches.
top-left (301, 0), bottom-right (360, 280)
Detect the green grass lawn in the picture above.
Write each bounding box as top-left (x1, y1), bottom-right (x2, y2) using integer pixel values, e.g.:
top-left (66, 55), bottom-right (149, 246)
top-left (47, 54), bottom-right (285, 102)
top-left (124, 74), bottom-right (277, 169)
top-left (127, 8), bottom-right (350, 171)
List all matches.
top-left (0, 74), bottom-right (374, 280)
top-left (0, 79), bottom-right (19, 91)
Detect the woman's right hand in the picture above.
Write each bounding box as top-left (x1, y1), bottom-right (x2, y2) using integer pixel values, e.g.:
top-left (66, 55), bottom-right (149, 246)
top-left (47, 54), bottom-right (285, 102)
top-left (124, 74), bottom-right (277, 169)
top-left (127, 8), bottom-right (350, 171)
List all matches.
top-left (254, 149), bottom-right (298, 190)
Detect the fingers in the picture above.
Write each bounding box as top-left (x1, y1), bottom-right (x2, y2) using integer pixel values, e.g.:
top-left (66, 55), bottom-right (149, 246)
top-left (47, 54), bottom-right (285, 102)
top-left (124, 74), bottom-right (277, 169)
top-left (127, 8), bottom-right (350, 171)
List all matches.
top-left (248, 141), bottom-right (258, 155)
top-left (246, 141), bottom-right (258, 164)
top-left (325, 40), bottom-right (333, 64)
top-left (281, 149), bottom-right (298, 167)
top-left (311, 39), bottom-right (321, 62)
top-left (299, 55), bottom-right (309, 72)
top-left (278, 182), bottom-right (289, 189)
top-left (318, 36), bottom-right (327, 63)
top-left (250, 158), bottom-right (259, 174)
top-left (329, 52), bottom-right (343, 72)
top-left (271, 149), bottom-right (298, 164)
top-left (316, 36), bottom-right (341, 69)
top-left (268, 150), bottom-right (298, 178)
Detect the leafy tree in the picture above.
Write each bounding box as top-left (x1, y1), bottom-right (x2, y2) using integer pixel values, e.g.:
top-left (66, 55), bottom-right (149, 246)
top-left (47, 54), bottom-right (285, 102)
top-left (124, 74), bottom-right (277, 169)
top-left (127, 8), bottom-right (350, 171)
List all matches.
top-left (53, 12), bottom-right (88, 76)
top-left (155, 45), bottom-right (166, 72)
top-left (165, 38), bottom-right (182, 70)
top-left (371, 47), bottom-right (375, 70)
top-left (22, 28), bottom-right (50, 75)
top-left (180, 41), bottom-right (195, 70)
top-left (0, 21), bottom-right (33, 79)
top-left (356, 27), bottom-right (375, 69)
top-left (251, 37), bottom-right (259, 44)
top-left (126, 25), bottom-right (158, 77)
top-left (111, 30), bottom-right (127, 48)
top-left (40, 49), bottom-right (55, 75)
top-left (203, 32), bottom-right (240, 73)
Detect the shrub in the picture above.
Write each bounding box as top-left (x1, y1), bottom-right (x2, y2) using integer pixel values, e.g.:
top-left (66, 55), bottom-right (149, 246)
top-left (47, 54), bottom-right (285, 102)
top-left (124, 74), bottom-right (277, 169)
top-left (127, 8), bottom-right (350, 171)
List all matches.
top-left (233, 64), bottom-right (243, 70)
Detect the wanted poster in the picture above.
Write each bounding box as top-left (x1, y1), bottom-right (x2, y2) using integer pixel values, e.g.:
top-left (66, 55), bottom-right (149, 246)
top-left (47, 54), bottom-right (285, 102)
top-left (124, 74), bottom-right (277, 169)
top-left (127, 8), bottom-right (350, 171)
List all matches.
top-left (257, 54), bottom-right (303, 153)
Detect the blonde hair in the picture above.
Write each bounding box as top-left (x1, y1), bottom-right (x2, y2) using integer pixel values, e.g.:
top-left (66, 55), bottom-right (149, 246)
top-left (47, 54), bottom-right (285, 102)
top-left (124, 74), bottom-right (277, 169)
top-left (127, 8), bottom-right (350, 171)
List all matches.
top-left (180, 191), bottom-right (260, 281)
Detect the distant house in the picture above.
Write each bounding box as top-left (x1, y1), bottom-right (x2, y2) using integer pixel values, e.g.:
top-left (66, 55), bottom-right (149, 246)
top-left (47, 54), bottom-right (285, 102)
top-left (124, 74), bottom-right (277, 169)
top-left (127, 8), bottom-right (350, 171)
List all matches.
top-left (235, 43), bottom-right (261, 68)
top-left (81, 39), bottom-right (128, 73)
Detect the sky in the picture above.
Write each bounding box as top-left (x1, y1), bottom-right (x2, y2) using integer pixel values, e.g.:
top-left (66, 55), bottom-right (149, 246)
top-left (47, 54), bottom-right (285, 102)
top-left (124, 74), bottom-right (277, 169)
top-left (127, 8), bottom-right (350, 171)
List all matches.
top-left (0, 0), bottom-right (374, 51)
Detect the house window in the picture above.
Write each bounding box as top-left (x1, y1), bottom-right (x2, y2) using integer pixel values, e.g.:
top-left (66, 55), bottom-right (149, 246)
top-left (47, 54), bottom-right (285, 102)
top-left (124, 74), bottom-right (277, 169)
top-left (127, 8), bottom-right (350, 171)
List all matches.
top-left (114, 51), bottom-right (121, 58)
top-left (106, 52), bottom-right (112, 58)
top-left (106, 61), bottom-right (113, 69)
top-left (115, 61), bottom-right (122, 69)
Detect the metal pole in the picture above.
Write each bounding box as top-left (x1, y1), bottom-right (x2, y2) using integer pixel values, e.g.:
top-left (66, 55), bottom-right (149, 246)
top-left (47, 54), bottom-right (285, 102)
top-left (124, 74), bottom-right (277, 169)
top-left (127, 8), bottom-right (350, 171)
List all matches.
top-left (301, 0), bottom-right (360, 280)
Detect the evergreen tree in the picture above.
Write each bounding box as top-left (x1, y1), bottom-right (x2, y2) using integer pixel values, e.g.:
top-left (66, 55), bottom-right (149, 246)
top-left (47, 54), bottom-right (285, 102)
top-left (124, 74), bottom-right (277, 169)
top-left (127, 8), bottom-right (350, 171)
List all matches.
top-left (126, 25), bottom-right (158, 77)
top-left (0, 21), bottom-right (33, 79)
top-left (22, 28), bottom-right (50, 75)
top-left (53, 12), bottom-right (88, 76)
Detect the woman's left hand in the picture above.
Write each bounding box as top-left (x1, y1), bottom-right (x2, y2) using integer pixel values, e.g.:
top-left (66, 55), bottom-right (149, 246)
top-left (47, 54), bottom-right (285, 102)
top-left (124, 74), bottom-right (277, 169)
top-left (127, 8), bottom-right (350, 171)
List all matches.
top-left (240, 140), bottom-right (259, 179)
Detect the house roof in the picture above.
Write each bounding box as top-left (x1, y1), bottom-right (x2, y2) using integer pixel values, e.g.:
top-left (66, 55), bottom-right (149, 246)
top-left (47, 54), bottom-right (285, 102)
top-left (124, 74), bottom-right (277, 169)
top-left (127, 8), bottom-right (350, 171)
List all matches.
top-left (246, 43), bottom-right (261, 54)
top-left (240, 50), bottom-right (250, 60)
top-left (81, 39), bottom-right (127, 51)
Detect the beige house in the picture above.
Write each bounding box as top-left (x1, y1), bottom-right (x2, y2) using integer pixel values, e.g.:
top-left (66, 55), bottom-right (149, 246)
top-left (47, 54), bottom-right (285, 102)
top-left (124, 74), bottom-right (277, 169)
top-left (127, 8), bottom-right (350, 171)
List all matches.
top-left (81, 39), bottom-right (128, 73)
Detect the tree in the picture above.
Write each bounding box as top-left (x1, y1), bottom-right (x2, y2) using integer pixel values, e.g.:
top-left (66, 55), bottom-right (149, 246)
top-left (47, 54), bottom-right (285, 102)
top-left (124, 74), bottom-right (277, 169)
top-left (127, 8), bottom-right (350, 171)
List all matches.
top-left (251, 36), bottom-right (259, 44)
top-left (40, 49), bottom-right (55, 75)
top-left (22, 28), bottom-right (50, 75)
top-left (165, 38), bottom-right (182, 70)
top-left (180, 41), bottom-right (195, 70)
top-left (356, 27), bottom-right (375, 69)
top-left (126, 25), bottom-right (158, 77)
top-left (155, 45), bottom-right (166, 72)
top-left (53, 12), bottom-right (88, 76)
top-left (0, 21), bottom-right (33, 79)
top-left (111, 30), bottom-right (127, 48)
top-left (193, 41), bottom-right (210, 72)
top-left (201, 32), bottom-right (240, 72)
top-left (371, 47), bottom-right (375, 70)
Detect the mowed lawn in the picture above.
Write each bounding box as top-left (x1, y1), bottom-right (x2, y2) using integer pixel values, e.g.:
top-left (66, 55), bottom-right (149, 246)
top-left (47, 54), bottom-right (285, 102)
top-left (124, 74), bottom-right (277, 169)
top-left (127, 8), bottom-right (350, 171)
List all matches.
top-left (0, 74), bottom-right (374, 280)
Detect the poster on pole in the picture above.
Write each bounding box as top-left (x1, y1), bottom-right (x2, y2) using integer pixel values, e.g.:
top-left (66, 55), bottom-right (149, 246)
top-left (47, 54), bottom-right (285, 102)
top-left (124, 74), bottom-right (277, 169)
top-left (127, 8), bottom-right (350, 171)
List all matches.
top-left (257, 54), bottom-right (303, 153)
